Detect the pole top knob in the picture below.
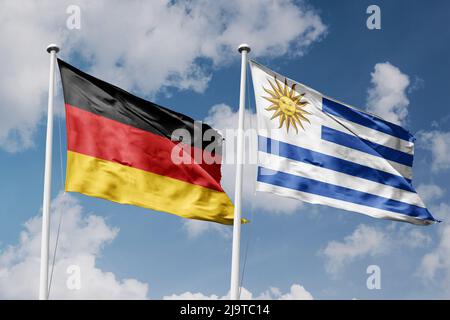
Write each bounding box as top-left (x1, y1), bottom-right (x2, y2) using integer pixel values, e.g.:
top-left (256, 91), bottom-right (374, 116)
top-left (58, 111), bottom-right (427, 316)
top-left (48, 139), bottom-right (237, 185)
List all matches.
top-left (238, 43), bottom-right (251, 53)
top-left (46, 44), bottom-right (60, 54)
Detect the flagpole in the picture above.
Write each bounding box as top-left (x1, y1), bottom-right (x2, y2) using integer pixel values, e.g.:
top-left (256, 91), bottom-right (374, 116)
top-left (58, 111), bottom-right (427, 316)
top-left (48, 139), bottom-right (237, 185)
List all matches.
top-left (230, 43), bottom-right (250, 300)
top-left (39, 44), bottom-right (59, 300)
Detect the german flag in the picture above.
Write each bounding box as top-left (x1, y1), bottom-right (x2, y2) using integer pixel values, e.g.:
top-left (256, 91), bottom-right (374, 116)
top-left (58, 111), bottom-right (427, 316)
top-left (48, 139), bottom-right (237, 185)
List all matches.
top-left (58, 59), bottom-right (235, 224)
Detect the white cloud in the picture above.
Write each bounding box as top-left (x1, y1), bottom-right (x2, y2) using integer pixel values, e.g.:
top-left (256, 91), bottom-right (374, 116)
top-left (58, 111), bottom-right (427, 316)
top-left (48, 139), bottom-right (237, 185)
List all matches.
top-left (417, 130), bottom-right (450, 172)
top-left (322, 224), bottom-right (388, 275)
top-left (430, 203), bottom-right (450, 221)
top-left (0, 193), bottom-right (148, 299)
top-left (164, 291), bottom-right (221, 300)
top-left (366, 62), bottom-right (410, 125)
top-left (258, 284), bottom-right (313, 300)
top-left (405, 228), bottom-right (433, 249)
top-left (0, 1), bottom-right (67, 152)
top-left (322, 224), bottom-right (431, 275)
top-left (183, 219), bottom-right (231, 239)
top-left (164, 287), bottom-right (253, 300)
top-left (163, 283), bottom-right (313, 300)
top-left (419, 219), bottom-right (450, 295)
top-left (416, 184), bottom-right (444, 204)
top-left (0, 0), bottom-right (326, 152)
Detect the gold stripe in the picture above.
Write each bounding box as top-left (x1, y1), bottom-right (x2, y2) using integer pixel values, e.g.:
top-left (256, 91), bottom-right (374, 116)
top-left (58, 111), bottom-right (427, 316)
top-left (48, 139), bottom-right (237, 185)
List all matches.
top-left (66, 151), bottom-right (235, 224)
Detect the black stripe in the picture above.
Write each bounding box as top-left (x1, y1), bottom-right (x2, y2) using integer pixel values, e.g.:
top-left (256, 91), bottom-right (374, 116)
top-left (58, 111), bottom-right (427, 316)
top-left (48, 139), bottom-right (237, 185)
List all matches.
top-left (58, 59), bottom-right (222, 153)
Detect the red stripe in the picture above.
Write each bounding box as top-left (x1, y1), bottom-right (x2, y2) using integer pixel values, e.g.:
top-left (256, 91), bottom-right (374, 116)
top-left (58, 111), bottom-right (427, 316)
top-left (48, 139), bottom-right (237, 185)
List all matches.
top-left (66, 104), bottom-right (223, 192)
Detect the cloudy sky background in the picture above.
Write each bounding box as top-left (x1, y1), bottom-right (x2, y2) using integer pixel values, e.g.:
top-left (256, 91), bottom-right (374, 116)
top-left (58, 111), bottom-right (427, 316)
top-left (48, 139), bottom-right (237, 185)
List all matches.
top-left (1, 0), bottom-right (450, 299)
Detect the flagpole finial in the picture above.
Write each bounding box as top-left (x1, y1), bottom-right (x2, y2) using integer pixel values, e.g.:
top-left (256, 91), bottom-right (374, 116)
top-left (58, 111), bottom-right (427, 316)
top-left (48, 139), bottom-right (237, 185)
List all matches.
top-left (46, 44), bottom-right (60, 54)
top-left (238, 43), bottom-right (251, 53)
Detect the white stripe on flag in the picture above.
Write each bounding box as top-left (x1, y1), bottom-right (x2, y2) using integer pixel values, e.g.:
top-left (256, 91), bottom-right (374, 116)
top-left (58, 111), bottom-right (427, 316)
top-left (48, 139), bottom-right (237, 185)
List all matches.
top-left (319, 112), bottom-right (414, 155)
top-left (256, 182), bottom-right (433, 226)
top-left (258, 152), bottom-right (424, 207)
top-left (261, 131), bottom-right (412, 180)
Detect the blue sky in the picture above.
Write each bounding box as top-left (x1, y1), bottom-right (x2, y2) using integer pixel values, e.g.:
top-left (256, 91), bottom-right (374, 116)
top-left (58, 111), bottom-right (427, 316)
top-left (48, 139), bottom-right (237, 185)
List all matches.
top-left (1, 0), bottom-right (450, 299)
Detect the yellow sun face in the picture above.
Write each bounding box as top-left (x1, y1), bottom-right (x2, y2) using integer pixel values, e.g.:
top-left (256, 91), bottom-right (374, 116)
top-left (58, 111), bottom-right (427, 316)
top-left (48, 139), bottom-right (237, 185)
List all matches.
top-left (262, 77), bottom-right (310, 133)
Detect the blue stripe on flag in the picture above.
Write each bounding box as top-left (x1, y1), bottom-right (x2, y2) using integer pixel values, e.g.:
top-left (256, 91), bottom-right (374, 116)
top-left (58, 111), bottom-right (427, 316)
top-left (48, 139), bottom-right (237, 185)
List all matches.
top-left (257, 167), bottom-right (434, 221)
top-left (258, 136), bottom-right (414, 192)
top-left (321, 126), bottom-right (414, 167)
top-left (322, 98), bottom-right (414, 142)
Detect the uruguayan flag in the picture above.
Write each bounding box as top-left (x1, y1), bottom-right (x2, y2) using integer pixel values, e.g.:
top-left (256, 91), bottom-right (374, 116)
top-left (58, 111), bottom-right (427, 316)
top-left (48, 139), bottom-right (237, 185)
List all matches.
top-left (250, 60), bottom-right (437, 225)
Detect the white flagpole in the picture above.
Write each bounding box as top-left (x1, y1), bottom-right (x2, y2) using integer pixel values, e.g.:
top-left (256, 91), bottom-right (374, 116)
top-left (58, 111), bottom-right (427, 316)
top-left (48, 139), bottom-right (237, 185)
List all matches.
top-left (39, 44), bottom-right (59, 300)
top-left (230, 43), bottom-right (250, 300)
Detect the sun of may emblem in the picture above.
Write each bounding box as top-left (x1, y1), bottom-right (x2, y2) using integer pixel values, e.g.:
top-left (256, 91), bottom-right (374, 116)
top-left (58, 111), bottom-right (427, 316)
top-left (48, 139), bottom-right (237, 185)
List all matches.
top-left (262, 77), bottom-right (310, 133)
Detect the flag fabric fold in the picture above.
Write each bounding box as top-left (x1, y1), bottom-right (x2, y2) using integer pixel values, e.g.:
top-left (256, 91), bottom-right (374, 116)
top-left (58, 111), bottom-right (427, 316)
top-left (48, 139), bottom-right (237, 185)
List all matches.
top-left (250, 60), bottom-right (437, 225)
top-left (58, 59), bottom-right (235, 224)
